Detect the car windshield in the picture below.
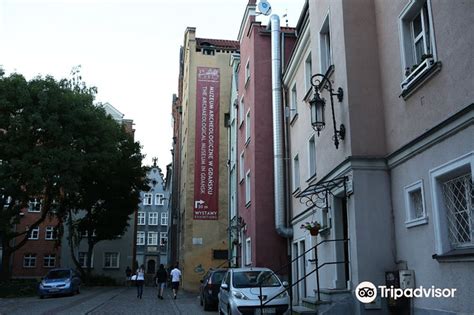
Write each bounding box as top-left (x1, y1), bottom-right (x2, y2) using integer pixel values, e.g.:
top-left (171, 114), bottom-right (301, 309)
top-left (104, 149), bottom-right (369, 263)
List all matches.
top-left (211, 271), bottom-right (226, 283)
top-left (46, 270), bottom-right (70, 279)
top-left (232, 271), bottom-right (280, 288)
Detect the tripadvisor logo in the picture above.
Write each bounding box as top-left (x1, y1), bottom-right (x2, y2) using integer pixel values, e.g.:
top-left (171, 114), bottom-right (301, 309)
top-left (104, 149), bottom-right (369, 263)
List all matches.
top-left (355, 281), bottom-right (377, 303)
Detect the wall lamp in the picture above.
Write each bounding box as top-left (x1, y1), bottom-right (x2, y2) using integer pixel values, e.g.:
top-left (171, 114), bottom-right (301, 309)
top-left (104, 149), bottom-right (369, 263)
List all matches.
top-left (308, 71), bottom-right (345, 149)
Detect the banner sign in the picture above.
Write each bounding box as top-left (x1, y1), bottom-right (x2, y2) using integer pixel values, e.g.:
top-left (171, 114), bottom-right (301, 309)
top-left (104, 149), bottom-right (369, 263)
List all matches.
top-left (194, 67), bottom-right (220, 220)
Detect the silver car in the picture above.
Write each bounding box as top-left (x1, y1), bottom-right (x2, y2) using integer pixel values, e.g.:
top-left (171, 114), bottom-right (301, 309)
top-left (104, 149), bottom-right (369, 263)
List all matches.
top-left (218, 267), bottom-right (289, 315)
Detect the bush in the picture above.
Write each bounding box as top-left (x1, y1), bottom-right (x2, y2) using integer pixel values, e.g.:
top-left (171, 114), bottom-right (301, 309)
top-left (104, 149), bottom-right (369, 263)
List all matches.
top-left (86, 274), bottom-right (117, 286)
top-left (0, 279), bottom-right (39, 298)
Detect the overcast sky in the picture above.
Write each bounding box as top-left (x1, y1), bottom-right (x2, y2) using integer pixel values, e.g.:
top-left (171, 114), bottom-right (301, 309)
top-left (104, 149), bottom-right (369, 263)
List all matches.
top-left (0, 0), bottom-right (304, 172)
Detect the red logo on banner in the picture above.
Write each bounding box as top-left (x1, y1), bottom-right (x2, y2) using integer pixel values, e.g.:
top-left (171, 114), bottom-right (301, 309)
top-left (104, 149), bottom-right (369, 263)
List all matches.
top-left (194, 67), bottom-right (220, 220)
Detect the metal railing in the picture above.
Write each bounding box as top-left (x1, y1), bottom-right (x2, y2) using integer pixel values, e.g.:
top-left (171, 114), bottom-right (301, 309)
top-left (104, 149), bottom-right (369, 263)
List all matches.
top-left (257, 238), bottom-right (350, 313)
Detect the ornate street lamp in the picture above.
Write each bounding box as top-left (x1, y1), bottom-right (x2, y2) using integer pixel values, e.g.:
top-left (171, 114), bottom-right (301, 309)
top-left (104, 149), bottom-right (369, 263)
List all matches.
top-left (308, 70), bottom-right (345, 149)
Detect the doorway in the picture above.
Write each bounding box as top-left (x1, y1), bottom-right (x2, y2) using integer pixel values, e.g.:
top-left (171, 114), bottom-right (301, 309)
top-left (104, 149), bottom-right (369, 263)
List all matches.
top-left (333, 197), bottom-right (349, 289)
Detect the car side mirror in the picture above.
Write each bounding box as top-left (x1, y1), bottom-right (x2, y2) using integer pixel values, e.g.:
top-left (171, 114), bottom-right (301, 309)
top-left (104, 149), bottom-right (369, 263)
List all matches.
top-left (282, 281), bottom-right (289, 288)
top-left (221, 283), bottom-right (229, 291)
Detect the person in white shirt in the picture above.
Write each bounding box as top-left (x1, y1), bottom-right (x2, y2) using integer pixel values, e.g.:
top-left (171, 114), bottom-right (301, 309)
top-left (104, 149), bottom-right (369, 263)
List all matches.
top-left (136, 265), bottom-right (145, 299)
top-left (170, 263), bottom-right (182, 299)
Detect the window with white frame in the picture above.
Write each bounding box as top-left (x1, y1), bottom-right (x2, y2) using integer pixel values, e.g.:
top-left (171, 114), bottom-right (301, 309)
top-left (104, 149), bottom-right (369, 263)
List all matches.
top-left (23, 254), bottom-right (36, 268)
top-left (290, 84), bottom-right (298, 121)
top-left (148, 212), bottom-right (159, 225)
top-left (43, 254), bottom-right (56, 268)
top-left (143, 193), bottom-right (152, 205)
top-left (245, 237), bottom-right (251, 265)
top-left (155, 193), bottom-right (165, 205)
top-left (45, 226), bottom-right (56, 240)
top-left (160, 232), bottom-right (168, 246)
top-left (308, 135), bottom-right (317, 178)
top-left (319, 14), bottom-right (332, 73)
top-left (239, 151), bottom-right (245, 183)
top-left (293, 154), bottom-right (300, 192)
top-left (430, 152), bottom-right (474, 255)
top-left (399, 0), bottom-right (437, 91)
top-left (28, 198), bottom-right (41, 212)
top-left (148, 232), bottom-right (158, 246)
top-left (137, 231), bottom-right (145, 245)
top-left (78, 252), bottom-right (93, 268)
top-left (28, 227), bottom-right (39, 240)
top-left (245, 110), bottom-right (251, 144)
top-left (161, 212), bottom-right (168, 226)
top-left (137, 212), bottom-right (145, 225)
top-left (245, 170), bottom-right (251, 205)
top-left (103, 252), bottom-right (119, 268)
top-left (245, 59), bottom-right (250, 84)
top-left (239, 97), bottom-right (245, 127)
top-left (305, 53), bottom-right (312, 92)
top-left (404, 180), bottom-right (428, 227)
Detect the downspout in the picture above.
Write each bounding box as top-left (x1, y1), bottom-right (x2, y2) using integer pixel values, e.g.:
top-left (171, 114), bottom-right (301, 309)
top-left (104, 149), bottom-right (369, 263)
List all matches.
top-left (270, 14), bottom-right (292, 238)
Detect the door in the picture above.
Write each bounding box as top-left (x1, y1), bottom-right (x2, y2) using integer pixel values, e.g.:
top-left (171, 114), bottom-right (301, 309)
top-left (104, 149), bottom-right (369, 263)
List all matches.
top-left (334, 197), bottom-right (349, 288)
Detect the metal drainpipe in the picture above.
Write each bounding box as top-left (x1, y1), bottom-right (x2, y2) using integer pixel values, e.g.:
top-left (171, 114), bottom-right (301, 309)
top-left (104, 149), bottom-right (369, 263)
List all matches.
top-left (270, 14), bottom-right (292, 238)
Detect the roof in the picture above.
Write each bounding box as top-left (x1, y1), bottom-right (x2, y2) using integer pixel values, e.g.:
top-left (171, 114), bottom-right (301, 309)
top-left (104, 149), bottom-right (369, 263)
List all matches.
top-left (196, 37), bottom-right (239, 50)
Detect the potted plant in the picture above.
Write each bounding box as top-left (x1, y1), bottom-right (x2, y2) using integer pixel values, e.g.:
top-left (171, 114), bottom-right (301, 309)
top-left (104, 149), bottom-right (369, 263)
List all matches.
top-left (300, 221), bottom-right (322, 236)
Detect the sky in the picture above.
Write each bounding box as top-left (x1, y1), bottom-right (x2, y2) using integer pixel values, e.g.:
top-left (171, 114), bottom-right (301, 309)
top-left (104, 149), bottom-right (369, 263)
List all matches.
top-left (0, 0), bottom-right (305, 172)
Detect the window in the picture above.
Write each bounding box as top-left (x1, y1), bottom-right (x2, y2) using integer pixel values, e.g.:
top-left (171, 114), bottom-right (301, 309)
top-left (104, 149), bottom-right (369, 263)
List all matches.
top-left (245, 110), bottom-right (251, 144)
top-left (137, 231), bottom-right (145, 245)
top-left (148, 212), bottom-right (159, 225)
top-left (28, 227), bottom-right (39, 240)
top-left (45, 227), bottom-right (57, 240)
top-left (148, 232), bottom-right (158, 246)
top-left (290, 84), bottom-right (298, 121)
top-left (103, 252), bottom-right (119, 268)
top-left (430, 152), bottom-right (474, 256)
top-left (308, 135), bottom-right (317, 178)
top-left (160, 232), bottom-right (168, 246)
top-left (28, 198), bottom-right (41, 212)
top-left (79, 252), bottom-right (93, 268)
top-left (239, 97), bottom-right (245, 127)
top-left (23, 254), bottom-right (36, 268)
top-left (245, 170), bottom-right (251, 206)
top-left (245, 59), bottom-right (250, 84)
top-left (43, 254), bottom-right (56, 268)
top-left (245, 237), bottom-right (252, 265)
top-left (404, 180), bottom-right (428, 228)
top-left (319, 14), bottom-right (332, 73)
top-left (399, 0), bottom-right (438, 93)
top-left (137, 212), bottom-right (145, 225)
top-left (305, 53), bottom-right (312, 92)
top-left (155, 193), bottom-right (165, 205)
top-left (239, 151), bottom-right (245, 183)
top-left (161, 212), bottom-right (169, 226)
top-left (143, 193), bottom-right (152, 205)
top-left (293, 154), bottom-right (300, 192)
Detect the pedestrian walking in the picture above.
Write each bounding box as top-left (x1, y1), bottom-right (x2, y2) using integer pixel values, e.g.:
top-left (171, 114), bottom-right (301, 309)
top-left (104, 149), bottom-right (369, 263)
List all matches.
top-left (154, 264), bottom-right (168, 299)
top-left (170, 263), bottom-right (182, 299)
top-left (125, 266), bottom-right (132, 287)
top-left (135, 265), bottom-right (145, 299)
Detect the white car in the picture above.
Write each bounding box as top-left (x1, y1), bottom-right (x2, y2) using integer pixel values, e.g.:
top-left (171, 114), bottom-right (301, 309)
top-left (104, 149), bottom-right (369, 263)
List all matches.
top-left (218, 267), bottom-right (289, 315)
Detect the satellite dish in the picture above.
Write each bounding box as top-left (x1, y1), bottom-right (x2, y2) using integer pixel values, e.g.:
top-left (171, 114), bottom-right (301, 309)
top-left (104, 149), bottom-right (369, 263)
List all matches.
top-left (257, 0), bottom-right (272, 16)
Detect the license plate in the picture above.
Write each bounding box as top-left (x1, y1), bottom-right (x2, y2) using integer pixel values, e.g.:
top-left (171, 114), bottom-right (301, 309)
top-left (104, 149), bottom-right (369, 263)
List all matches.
top-left (49, 288), bottom-right (59, 292)
top-left (255, 308), bottom-right (275, 314)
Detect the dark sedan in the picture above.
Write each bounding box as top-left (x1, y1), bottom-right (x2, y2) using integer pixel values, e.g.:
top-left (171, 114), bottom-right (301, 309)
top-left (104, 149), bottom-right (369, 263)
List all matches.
top-left (38, 268), bottom-right (81, 299)
top-left (200, 268), bottom-right (227, 311)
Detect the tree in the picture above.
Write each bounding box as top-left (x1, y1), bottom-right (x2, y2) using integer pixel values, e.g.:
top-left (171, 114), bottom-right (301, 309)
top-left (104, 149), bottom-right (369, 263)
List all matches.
top-left (0, 72), bottom-right (96, 280)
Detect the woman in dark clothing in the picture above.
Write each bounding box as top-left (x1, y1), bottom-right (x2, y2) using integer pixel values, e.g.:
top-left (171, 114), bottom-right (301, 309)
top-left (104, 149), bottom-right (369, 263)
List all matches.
top-left (155, 264), bottom-right (168, 299)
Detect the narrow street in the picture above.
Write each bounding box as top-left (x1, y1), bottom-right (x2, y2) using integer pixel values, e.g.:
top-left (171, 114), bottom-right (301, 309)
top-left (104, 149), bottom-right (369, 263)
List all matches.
top-left (0, 286), bottom-right (214, 315)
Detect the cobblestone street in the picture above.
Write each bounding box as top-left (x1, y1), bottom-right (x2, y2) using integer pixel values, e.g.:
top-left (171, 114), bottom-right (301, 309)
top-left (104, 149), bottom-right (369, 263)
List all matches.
top-left (0, 286), bottom-right (215, 315)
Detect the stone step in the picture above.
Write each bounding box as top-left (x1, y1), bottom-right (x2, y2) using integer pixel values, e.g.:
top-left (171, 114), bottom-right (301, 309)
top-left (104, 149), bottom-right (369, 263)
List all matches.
top-left (313, 288), bottom-right (352, 302)
top-left (291, 305), bottom-right (318, 315)
top-left (302, 297), bottom-right (331, 310)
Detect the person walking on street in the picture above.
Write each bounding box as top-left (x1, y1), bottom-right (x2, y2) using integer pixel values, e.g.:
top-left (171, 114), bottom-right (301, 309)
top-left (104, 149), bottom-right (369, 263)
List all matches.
top-left (154, 264), bottom-right (168, 299)
top-left (136, 265), bottom-right (145, 299)
top-left (125, 266), bottom-right (132, 287)
top-left (170, 263), bottom-right (182, 299)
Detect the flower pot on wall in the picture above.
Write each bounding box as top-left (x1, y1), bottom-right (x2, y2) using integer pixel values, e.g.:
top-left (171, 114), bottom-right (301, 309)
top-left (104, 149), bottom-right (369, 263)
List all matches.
top-left (310, 227), bottom-right (320, 236)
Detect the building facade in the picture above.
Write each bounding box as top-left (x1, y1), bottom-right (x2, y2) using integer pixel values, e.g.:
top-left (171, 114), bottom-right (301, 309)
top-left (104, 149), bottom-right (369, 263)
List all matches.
top-left (135, 162), bottom-right (169, 275)
top-left (174, 27), bottom-right (238, 291)
top-left (284, 0), bottom-right (474, 314)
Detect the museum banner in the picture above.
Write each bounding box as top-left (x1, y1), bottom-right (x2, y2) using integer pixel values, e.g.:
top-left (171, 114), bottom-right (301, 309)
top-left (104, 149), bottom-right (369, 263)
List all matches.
top-left (193, 67), bottom-right (220, 220)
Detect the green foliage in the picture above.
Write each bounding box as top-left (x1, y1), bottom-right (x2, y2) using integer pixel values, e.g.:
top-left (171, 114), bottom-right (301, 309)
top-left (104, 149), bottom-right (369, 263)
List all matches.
top-left (85, 274), bottom-right (117, 286)
top-left (0, 279), bottom-right (39, 297)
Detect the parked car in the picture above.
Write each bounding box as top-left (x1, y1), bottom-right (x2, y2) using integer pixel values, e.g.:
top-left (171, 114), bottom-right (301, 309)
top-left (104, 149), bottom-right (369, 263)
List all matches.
top-left (218, 267), bottom-right (289, 315)
top-left (200, 268), bottom-right (227, 311)
top-left (38, 268), bottom-right (81, 299)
